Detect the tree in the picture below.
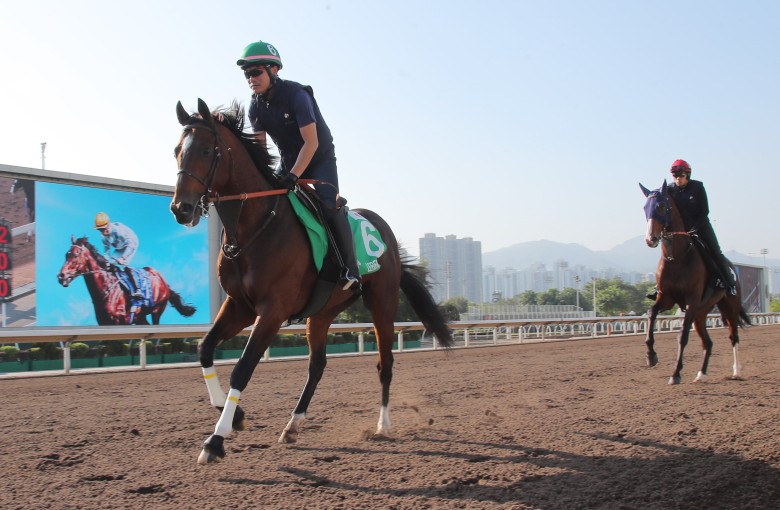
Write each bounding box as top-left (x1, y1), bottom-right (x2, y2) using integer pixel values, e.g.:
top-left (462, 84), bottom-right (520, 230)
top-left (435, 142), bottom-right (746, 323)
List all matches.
top-left (582, 277), bottom-right (652, 316)
top-left (539, 288), bottom-right (561, 305)
top-left (517, 290), bottom-right (538, 306)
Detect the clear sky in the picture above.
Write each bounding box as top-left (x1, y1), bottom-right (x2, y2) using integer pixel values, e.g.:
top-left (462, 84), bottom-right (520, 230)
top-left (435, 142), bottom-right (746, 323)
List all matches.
top-left (2, 1), bottom-right (778, 260)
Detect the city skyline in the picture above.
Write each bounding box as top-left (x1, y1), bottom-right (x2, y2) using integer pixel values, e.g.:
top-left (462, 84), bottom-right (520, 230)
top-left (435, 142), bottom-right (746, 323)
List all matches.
top-left (421, 232), bottom-right (777, 307)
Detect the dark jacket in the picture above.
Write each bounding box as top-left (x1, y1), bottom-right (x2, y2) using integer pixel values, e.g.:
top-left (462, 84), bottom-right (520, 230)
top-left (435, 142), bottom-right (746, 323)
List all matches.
top-left (669, 179), bottom-right (709, 231)
top-left (248, 79), bottom-right (336, 173)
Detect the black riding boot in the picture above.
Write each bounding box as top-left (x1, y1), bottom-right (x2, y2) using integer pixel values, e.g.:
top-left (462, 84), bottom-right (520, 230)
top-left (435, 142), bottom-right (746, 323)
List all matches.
top-left (646, 287), bottom-right (659, 300)
top-left (324, 207), bottom-right (361, 293)
top-left (718, 255), bottom-right (738, 295)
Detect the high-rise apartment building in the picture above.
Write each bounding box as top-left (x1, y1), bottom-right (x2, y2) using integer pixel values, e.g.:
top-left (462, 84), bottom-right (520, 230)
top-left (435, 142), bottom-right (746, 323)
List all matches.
top-left (419, 233), bottom-right (483, 303)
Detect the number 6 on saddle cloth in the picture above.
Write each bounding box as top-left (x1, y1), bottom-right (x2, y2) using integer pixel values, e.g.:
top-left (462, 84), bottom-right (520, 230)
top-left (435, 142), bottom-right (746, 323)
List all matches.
top-left (283, 188), bottom-right (386, 322)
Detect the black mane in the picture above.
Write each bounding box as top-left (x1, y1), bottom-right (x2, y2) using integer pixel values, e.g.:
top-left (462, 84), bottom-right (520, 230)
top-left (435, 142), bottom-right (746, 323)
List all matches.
top-left (75, 236), bottom-right (111, 269)
top-left (197, 101), bottom-right (278, 183)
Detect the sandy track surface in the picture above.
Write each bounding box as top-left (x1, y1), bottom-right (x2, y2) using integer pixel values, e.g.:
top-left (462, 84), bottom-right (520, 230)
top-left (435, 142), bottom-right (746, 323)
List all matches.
top-left (2, 325), bottom-right (778, 509)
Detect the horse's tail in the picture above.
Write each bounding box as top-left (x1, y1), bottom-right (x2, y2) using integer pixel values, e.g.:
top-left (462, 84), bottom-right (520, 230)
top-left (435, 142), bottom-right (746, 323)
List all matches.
top-left (722, 303), bottom-right (752, 329)
top-left (169, 289), bottom-right (197, 317)
top-left (738, 306), bottom-right (752, 327)
top-left (400, 259), bottom-right (454, 349)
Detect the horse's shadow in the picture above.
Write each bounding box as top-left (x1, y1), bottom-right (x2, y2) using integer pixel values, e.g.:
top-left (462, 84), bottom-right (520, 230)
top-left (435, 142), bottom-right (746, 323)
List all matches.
top-left (219, 433), bottom-right (779, 509)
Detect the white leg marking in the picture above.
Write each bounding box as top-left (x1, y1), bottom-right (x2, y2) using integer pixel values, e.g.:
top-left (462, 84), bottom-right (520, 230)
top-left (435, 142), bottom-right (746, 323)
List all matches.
top-left (214, 388), bottom-right (241, 437)
top-left (732, 345), bottom-right (742, 378)
top-left (376, 405), bottom-right (392, 437)
top-left (203, 366), bottom-right (227, 408)
top-left (279, 413), bottom-right (306, 444)
top-left (694, 371), bottom-right (707, 382)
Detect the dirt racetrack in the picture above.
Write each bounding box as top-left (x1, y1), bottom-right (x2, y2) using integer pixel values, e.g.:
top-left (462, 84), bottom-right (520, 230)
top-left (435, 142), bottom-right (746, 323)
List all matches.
top-left (1, 325), bottom-right (778, 509)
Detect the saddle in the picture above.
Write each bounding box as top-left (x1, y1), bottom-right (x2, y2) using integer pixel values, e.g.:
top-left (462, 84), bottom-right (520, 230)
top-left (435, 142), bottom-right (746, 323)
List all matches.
top-left (286, 185), bottom-right (386, 323)
top-left (114, 266), bottom-right (154, 307)
top-left (690, 235), bottom-right (732, 291)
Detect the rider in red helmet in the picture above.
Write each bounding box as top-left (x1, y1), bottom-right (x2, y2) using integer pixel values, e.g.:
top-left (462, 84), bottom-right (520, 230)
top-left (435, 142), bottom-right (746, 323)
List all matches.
top-left (237, 41), bottom-right (361, 294)
top-left (648, 159), bottom-right (736, 299)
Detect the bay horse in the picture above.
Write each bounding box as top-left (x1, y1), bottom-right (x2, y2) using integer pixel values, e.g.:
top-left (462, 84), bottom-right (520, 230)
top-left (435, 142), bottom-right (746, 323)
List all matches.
top-left (57, 235), bottom-right (196, 325)
top-left (171, 99), bottom-right (453, 465)
top-left (640, 181), bottom-right (750, 385)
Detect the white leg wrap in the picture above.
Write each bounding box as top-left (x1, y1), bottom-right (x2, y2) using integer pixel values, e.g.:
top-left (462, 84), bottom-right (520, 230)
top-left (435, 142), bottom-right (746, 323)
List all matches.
top-left (203, 366), bottom-right (226, 408)
top-left (214, 388), bottom-right (241, 437)
top-left (376, 405), bottom-right (391, 436)
top-left (732, 345), bottom-right (742, 378)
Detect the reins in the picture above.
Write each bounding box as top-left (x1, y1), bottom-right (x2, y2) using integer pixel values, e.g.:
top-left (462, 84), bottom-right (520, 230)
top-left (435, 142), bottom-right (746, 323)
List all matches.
top-left (66, 245), bottom-right (124, 297)
top-left (207, 179), bottom-right (322, 203)
top-left (660, 229), bottom-right (697, 261)
top-left (177, 117), bottom-right (332, 265)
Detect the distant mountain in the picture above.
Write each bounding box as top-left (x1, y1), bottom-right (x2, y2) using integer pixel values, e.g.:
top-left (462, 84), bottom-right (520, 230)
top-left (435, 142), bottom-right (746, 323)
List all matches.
top-left (483, 236), bottom-right (778, 275)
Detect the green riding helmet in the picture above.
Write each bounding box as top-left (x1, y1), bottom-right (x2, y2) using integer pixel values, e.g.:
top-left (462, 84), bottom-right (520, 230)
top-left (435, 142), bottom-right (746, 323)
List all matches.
top-left (237, 41), bottom-right (283, 69)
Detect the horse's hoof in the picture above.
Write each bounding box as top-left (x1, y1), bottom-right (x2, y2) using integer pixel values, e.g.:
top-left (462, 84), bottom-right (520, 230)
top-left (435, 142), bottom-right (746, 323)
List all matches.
top-left (647, 354), bottom-right (659, 367)
top-left (233, 406), bottom-right (246, 432)
top-left (668, 375), bottom-right (681, 385)
top-left (197, 434), bottom-right (225, 465)
top-left (371, 429), bottom-right (393, 441)
top-left (693, 372), bottom-right (707, 383)
top-left (374, 426), bottom-right (392, 438)
top-left (278, 430), bottom-right (298, 444)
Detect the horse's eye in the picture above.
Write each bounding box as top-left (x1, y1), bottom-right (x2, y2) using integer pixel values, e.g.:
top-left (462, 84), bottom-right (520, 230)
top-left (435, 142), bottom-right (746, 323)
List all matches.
top-left (201, 147), bottom-right (212, 157)
top-left (656, 203), bottom-right (667, 215)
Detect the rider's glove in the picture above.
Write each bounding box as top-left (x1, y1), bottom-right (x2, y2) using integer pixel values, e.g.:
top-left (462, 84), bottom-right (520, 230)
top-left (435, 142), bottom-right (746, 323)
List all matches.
top-left (275, 171), bottom-right (298, 190)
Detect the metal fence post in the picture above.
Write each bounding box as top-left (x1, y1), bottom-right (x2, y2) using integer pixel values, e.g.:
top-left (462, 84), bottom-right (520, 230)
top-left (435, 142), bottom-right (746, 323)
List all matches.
top-left (63, 341), bottom-right (71, 374)
top-left (139, 339), bottom-right (147, 369)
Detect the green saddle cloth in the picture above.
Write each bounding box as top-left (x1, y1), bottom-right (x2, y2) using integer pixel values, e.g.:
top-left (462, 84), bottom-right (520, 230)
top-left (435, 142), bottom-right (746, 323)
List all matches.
top-left (287, 192), bottom-right (386, 274)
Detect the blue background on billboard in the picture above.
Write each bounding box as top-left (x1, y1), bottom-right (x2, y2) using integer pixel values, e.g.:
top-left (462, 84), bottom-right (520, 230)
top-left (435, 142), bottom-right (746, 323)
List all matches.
top-left (36, 182), bottom-right (210, 326)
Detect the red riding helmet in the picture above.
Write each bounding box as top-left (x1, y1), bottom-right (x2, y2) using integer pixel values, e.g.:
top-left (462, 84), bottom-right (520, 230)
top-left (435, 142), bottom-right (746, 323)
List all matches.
top-left (670, 159), bottom-right (691, 174)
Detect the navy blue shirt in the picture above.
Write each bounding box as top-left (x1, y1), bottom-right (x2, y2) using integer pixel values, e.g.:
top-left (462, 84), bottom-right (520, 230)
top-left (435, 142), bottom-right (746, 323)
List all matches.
top-left (669, 179), bottom-right (710, 230)
top-left (248, 79), bottom-right (336, 173)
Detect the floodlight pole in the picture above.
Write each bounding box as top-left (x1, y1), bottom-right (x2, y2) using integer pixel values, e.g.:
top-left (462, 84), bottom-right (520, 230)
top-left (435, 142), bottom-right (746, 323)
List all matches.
top-left (41, 142), bottom-right (47, 170)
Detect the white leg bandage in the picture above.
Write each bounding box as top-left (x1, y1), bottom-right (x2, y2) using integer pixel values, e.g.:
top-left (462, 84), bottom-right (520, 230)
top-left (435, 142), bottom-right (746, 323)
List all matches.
top-left (203, 366), bottom-right (226, 408)
top-left (732, 345), bottom-right (742, 378)
top-left (214, 388), bottom-right (241, 437)
top-left (377, 405), bottom-right (392, 436)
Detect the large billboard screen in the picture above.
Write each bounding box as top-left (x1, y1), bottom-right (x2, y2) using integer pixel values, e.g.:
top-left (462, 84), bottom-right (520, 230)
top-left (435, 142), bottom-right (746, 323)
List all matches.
top-left (735, 263), bottom-right (765, 313)
top-left (1, 170), bottom-right (210, 327)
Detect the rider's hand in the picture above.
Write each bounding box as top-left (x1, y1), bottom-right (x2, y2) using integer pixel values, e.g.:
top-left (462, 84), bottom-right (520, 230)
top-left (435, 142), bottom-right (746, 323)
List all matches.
top-left (275, 171), bottom-right (298, 190)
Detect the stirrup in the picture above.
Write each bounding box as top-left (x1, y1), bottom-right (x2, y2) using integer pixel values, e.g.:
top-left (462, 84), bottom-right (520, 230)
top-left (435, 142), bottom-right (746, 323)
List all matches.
top-left (728, 286), bottom-right (737, 296)
top-left (339, 270), bottom-right (361, 293)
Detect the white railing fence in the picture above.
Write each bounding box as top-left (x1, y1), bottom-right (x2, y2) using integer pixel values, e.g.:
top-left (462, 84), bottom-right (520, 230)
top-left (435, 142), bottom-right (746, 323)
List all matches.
top-left (1, 313), bottom-right (778, 376)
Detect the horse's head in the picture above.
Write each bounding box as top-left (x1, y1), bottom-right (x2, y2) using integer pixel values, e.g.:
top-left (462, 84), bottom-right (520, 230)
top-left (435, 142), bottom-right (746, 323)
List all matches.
top-left (171, 99), bottom-right (278, 227)
top-left (639, 181), bottom-right (672, 248)
top-left (58, 235), bottom-right (96, 286)
top-left (171, 99), bottom-right (224, 227)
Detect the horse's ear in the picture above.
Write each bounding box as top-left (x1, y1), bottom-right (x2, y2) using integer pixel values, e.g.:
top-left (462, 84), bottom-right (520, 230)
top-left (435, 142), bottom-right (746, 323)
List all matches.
top-left (639, 183), bottom-right (651, 197)
top-left (71, 234), bottom-right (76, 244)
top-left (197, 98), bottom-right (213, 127)
top-left (176, 101), bottom-right (191, 126)
top-left (661, 180), bottom-right (668, 194)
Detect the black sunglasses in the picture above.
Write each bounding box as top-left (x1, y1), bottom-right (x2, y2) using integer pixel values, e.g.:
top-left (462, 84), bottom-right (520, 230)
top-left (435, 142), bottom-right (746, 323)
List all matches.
top-left (243, 68), bottom-right (265, 79)
top-left (672, 172), bottom-right (688, 178)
